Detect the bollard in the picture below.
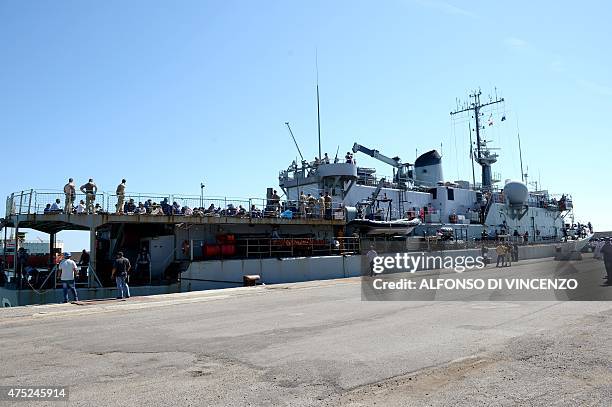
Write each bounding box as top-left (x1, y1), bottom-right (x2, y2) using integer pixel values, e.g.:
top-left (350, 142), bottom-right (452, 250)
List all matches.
top-left (243, 274), bottom-right (260, 287)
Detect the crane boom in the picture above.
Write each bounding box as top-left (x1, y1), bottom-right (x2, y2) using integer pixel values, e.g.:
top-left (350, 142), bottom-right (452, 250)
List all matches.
top-left (352, 143), bottom-right (407, 168)
top-left (352, 142), bottom-right (413, 187)
top-left (285, 122), bottom-right (304, 161)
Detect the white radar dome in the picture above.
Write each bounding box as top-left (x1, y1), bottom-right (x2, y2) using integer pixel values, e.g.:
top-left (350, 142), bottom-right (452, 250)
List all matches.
top-left (503, 181), bottom-right (528, 206)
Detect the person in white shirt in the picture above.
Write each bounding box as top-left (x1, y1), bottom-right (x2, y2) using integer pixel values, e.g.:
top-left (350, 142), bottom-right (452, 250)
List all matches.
top-left (50, 199), bottom-right (62, 213)
top-left (58, 252), bottom-right (79, 303)
top-left (75, 200), bottom-right (86, 214)
top-left (366, 246), bottom-right (379, 277)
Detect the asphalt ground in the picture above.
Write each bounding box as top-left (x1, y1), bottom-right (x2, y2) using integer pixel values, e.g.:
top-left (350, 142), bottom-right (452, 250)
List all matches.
top-left (1, 257), bottom-right (611, 406)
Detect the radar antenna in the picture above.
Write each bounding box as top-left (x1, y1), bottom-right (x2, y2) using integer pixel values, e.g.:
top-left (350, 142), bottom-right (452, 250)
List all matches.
top-left (450, 89), bottom-right (504, 190)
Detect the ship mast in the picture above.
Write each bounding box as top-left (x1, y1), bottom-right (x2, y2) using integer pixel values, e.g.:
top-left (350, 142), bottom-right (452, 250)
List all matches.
top-left (316, 51), bottom-right (322, 160)
top-left (450, 90), bottom-right (504, 190)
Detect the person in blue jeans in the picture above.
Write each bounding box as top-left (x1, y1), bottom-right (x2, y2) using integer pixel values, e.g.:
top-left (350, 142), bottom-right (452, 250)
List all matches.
top-left (111, 251), bottom-right (131, 299)
top-left (58, 252), bottom-right (79, 303)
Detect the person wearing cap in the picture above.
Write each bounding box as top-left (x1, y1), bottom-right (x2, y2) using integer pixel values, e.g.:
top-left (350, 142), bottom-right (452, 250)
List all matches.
top-left (601, 238), bottom-right (612, 285)
top-left (58, 252), bottom-right (79, 303)
top-left (111, 252), bottom-right (131, 299)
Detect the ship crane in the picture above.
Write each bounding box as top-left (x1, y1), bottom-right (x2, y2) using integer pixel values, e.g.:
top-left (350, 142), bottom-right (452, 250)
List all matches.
top-left (356, 177), bottom-right (386, 219)
top-left (351, 143), bottom-right (412, 187)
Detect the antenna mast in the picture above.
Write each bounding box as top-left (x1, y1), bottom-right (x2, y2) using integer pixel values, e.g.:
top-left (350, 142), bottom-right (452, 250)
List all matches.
top-left (316, 51), bottom-right (322, 160)
top-left (450, 89), bottom-right (504, 190)
top-left (468, 121), bottom-right (476, 187)
top-left (517, 126), bottom-right (525, 183)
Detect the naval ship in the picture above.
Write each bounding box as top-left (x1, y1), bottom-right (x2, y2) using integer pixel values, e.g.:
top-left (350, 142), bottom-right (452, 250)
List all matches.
top-left (280, 90), bottom-right (575, 243)
top-left (0, 90), bottom-right (588, 306)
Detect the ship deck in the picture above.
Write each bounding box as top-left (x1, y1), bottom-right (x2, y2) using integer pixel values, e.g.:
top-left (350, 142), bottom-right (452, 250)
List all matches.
top-left (2, 189), bottom-right (345, 234)
top-left (3, 212), bottom-right (344, 234)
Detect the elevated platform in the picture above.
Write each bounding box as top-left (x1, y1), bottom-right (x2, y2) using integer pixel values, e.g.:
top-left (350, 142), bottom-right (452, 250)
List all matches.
top-left (2, 190), bottom-right (349, 295)
top-left (3, 189), bottom-right (346, 234)
top-left (4, 212), bottom-right (345, 234)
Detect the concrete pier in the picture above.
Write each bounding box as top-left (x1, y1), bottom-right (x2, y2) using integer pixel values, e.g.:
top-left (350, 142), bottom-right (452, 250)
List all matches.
top-left (1, 257), bottom-right (611, 406)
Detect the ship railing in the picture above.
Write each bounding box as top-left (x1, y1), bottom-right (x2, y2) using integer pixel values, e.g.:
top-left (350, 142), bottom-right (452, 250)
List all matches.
top-left (190, 236), bottom-right (360, 260)
top-left (356, 173), bottom-right (398, 188)
top-left (104, 193), bottom-right (171, 213)
top-left (6, 190), bottom-right (107, 216)
top-left (277, 200), bottom-right (346, 220)
top-left (5, 190), bottom-right (346, 221)
top-left (488, 191), bottom-right (568, 211)
top-left (364, 235), bottom-right (564, 253)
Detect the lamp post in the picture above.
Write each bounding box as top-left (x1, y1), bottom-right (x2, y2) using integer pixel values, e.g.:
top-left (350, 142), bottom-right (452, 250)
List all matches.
top-left (200, 183), bottom-right (205, 209)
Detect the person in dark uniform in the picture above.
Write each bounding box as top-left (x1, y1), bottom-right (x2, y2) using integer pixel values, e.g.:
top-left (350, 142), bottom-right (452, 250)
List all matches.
top-left (16, 247), bottom-right (29, 289)
top-left (512, 243), bottom-right (519, 262)
top-left (77, 249), bottom-right (90, 282)
top-left (0, 258), bottom-right (7, 287)
top-left (135, 247), bottom-right (151, 284)
top-left (600, 238), bottom-right (612, 285)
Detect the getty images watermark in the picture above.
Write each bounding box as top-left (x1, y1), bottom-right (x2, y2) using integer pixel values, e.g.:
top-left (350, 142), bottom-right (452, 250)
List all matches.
top-left (370, 252), bottom-right (486, 274)
top-left (361, 250), bottom-right (602, 301)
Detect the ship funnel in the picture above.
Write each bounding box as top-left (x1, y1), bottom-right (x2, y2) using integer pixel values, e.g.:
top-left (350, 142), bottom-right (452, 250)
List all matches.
top-left (414, 150), bottom-right (443, 187)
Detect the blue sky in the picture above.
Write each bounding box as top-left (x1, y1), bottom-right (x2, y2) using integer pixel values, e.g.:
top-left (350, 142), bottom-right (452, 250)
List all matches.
top-left (1, 0), bottom-right (610, 249)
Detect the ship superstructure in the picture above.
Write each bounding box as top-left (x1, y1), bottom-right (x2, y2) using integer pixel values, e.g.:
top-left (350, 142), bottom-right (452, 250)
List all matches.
top-left (279, 90), bottom-right (575, 241)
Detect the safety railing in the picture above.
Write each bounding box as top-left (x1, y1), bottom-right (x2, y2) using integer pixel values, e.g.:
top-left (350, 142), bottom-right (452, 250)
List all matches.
top-left (364, 234), bottom-right (566, 253)
top-left (487, 190), bottom-right (573, 212)
top-left (6, 190), bottom-right (107, 216)
top-left (190, 236), bottom-right (360, 260)
top-left (5, 190), bottom-right (346, 221)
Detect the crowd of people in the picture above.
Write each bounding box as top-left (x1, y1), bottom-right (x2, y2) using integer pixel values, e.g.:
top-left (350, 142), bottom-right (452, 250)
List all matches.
top-left (41, 178), bottom-right (339, 220)
top-left (295, 190), bottom-right (334, 219)
top-left (285, 151), bottom-right (356, 177)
